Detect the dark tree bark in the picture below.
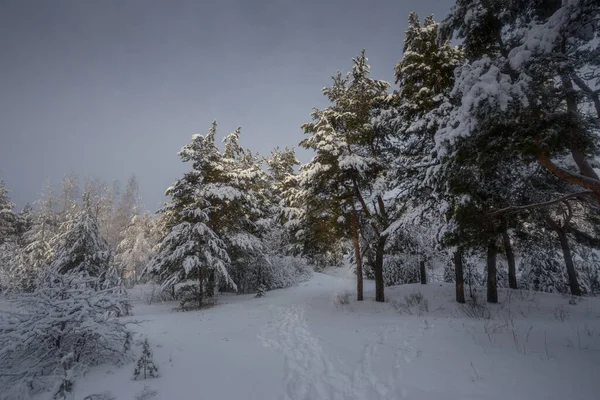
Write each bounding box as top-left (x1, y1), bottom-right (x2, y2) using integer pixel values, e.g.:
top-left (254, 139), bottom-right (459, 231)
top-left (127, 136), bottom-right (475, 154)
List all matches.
top-left (454, 250), bottom-right (465, 304)
top-left (198, 268), bottom-right (204, 309)
top-left (535, 75), bottom-right (600, 204)
top-left (420, 259), bottom-right (427, 284)
top-left (351, 209), bottom-right (363, 301)
top-left (374, 236), bottom-right (386, 302)
top-left (545, 208), bottom-right (582, 296)
top-left (501, 229), bottom-right (517, 289)
top-left (556, 230), bottom-right (581, 296)
top-left (207, 271), bottom-right (215, 298)
top-left (487, 240), bottom-right (498, 303)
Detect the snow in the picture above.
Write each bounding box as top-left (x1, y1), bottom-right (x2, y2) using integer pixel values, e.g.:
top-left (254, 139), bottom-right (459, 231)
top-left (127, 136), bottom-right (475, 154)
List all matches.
top-left (33, 271), bottom-right (600, 400)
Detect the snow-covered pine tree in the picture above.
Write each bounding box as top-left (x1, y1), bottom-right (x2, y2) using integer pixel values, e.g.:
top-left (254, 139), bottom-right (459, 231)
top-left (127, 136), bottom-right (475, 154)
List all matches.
top-left (300, 50), bottom-right (392, 302)
top-left (146, 122), bottom-right (236, 306)
top-left (133, 338), bottom-right (159, 380)
top-left (49, 192), bottom-right (116, 289)
top-left (436, 0), bottom-right (600, 203)
top-left (382, 13), bottom-right (463, 297)
top-left (214, 128), bottom-right (271, 293)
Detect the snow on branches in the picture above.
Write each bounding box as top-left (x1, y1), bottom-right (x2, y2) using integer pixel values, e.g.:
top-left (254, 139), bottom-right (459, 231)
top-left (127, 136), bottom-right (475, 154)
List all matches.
top-left (0, 272), bottom-right (132, 399)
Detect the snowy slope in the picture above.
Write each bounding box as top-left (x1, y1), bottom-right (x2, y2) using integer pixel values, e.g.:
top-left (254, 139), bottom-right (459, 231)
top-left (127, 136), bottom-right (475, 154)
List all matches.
top-left (59, 271), bottom-right (600, 400)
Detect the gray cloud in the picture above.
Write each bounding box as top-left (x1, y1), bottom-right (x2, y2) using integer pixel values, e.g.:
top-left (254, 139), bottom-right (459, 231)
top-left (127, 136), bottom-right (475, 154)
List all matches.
top-left (0, 0), bottom-right (453, 211)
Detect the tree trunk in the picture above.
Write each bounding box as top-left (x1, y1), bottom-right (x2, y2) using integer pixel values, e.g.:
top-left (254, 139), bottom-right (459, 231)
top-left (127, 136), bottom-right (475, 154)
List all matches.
top-left (207, 271), bottom-right (215, 298)
top-left (198, 268), bottom-right (204, 309)
top-left (374, 236), bottom-right (386, 302)
top-left (351, 209), bottom-right (363, 301)
top-left (487, 240), bottom-right (498, 303)
top-left (557, 229), bottom-right (582, 296)
top-left (454, 250), bottom-right (465, 304)
top-left (545, 211), bottom-right (582, 296)
top-left (502, 230), bottom-right (517, 289)
top-left (419, 259), bottom-right (427, 284)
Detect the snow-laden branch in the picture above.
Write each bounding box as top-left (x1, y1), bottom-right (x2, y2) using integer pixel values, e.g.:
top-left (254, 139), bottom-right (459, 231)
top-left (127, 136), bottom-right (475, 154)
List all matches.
top-left (488, 190), bottom-right (594, 216)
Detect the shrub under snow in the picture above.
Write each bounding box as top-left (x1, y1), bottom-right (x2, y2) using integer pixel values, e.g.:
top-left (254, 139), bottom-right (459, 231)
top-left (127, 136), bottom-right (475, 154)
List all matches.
top-left (265, 255), bottom-right (313, 290)
top-left (0, 272), bottom-right (132, 399)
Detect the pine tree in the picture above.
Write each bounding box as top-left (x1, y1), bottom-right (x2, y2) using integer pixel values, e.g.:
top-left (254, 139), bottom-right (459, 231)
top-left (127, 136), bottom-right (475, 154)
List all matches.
top-left (133, 339), bottom-right (159, 380)
top-left (0, 180), bottom-right (18, 245)
top-left (385, 13), bottom-right (463, 301)
top-left (300, 50), bottom-right (392, 302)
top-left (436, 0), bottom-right (600, 204)
top-left (217, 128), bottom-right (271, 294)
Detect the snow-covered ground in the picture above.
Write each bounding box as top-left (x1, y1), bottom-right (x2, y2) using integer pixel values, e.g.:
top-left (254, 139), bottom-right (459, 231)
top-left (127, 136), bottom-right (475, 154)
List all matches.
top-left (62, 269), bottom-right (600, 400)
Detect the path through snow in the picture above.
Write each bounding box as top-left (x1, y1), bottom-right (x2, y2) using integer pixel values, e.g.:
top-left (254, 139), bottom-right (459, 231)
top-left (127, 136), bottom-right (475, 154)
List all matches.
top-left (57, 271), bottom-right (600, 400)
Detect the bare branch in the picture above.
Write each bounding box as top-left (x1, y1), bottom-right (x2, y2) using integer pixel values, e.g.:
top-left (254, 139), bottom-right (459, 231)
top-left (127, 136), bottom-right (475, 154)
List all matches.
top-left (571, 72), bottom-right (600, 119)
top-left (537, 153), bottom-right (600, 203)
top-left (488, 190), bottom-right (593, 216)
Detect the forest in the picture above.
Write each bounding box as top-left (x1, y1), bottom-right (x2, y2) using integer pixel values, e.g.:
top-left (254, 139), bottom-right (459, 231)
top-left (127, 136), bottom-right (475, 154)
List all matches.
top-left (0, 1), bottom-right (599, 399)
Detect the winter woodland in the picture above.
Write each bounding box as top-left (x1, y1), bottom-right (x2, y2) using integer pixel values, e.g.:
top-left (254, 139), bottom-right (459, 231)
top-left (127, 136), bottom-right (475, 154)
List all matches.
top-left (1, 1), bottom-right (600, 399)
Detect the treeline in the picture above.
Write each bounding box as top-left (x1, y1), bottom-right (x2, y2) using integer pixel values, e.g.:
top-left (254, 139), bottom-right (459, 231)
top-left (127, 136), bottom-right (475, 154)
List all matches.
top-left (281, 1), bottom-right (600, 304)
top-left (0, 174), bottom-right (158, 292)
top-left (2, 0), bottom-right (600, 308)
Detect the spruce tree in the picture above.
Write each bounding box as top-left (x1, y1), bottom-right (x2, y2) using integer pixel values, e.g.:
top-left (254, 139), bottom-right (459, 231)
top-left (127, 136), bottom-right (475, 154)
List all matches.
top-left (146, 122), bottom-right (236, 305)
top-left (133, 339), bottom-right (159, 380)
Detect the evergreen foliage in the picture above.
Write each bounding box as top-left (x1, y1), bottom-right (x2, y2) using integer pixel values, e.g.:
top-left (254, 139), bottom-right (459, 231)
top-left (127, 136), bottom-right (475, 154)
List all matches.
top-left (133, 339), bottom-right (159, 380)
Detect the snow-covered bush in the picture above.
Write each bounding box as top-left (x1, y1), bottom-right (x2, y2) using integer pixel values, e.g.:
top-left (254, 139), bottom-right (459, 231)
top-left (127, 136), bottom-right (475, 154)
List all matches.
top-left (459, 293), bottom-right (491, 320)
top-left (333, 290), bottom-right (351, 306)
top-left (391, 291), bottom-right (429, 316)
top-left (228, 253), bottom-right (313, 295)
top-left (382, 254), bottom-right (420, 286)
top-left (141, 282), bottom-right (175, 305)
top-left (519, 254), bottom-right (568, 294)
top-left (255, 283), bottom-right (266, 298)
top-left (264, 255), bottom-right (312, 290)
top-left (0, 272), bottom-right (132, 399)
top-left (174, 281), bottom-right (218, 311)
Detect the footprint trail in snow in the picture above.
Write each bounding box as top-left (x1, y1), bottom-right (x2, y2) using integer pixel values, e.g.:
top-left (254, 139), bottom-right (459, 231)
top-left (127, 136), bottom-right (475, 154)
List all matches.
top-left (260, 305), bottom-right (418, 400)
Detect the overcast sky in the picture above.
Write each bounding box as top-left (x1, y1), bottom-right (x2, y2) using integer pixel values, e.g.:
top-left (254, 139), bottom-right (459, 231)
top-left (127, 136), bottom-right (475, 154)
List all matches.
top-left (0, 0), bottom-right (453, 212)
